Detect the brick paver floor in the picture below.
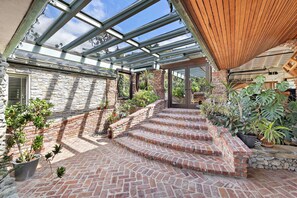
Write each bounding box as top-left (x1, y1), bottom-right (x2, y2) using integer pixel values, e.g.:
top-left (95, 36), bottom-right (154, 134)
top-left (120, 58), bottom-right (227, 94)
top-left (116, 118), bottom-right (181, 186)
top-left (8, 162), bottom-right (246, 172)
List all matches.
top-left (15, 136), bottom-right (297, 198)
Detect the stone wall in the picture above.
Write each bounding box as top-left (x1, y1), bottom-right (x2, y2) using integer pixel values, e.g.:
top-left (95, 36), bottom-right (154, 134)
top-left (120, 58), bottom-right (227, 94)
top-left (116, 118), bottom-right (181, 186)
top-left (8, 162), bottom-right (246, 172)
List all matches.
top-left (0, 58), bottom-right (18, 198)
top-left (6, 63), bottom-right (117, 152)
top-left (249, 145), bottom-right (297, 171)
top-left (207, 120), bottom-right (252, 177)
top-left (7, 63), bottom-right (111, 122)
top-left (109, 100), bottom-right (166, 138)
top-left (212, 70), bottom-right (228, 100)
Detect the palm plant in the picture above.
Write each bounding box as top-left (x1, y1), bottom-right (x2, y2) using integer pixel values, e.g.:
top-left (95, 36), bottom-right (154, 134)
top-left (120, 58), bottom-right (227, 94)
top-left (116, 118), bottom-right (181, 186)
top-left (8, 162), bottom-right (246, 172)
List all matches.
top-left (140, 70), bottom-right (153, 90)
top-left (258, 119), bottom-right (288, 145)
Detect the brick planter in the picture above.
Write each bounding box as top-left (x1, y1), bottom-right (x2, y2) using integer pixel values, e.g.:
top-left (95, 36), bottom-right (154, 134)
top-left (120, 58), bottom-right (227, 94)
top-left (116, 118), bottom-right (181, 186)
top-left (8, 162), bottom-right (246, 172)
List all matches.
top-left (206, 119), bottom-right (253, 177)
top-left (109, 100), bottom-right (166, 138)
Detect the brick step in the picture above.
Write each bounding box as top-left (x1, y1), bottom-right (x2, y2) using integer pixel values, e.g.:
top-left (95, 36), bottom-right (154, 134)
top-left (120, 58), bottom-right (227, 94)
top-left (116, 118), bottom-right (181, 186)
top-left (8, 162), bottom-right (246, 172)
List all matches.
top-left (114, 137), bottom-right (235, 176)
top-left (140, 123), bottom-right (212, 141)
top-left (129, 130), bottom-right (221, 156)
top-left (162, 108), bottom-right (200, 115)
top-left (157, 112), bottom-right (206, 122)
top-left (149, 117), bottom-right (208, 130)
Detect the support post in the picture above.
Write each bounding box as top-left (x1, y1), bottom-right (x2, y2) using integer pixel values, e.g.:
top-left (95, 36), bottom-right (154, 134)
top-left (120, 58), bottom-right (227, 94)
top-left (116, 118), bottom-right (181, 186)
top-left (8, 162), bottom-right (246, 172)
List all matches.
top-left (212, 69), bottom-right (228, 100)
top-left (151, 69), bottom-right (165, 99)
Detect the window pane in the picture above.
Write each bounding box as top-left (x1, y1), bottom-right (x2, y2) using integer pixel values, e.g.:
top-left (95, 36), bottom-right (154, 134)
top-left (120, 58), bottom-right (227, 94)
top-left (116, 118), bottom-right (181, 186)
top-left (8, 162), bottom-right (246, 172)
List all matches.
top-left (21, 78), bottom-right (27, 105)
top-left (8, 76), bottom-right (27, 105)
top-left (118, 73), bottom-right (130, 99)
top-left (82, 0), bottom-right (137, 22)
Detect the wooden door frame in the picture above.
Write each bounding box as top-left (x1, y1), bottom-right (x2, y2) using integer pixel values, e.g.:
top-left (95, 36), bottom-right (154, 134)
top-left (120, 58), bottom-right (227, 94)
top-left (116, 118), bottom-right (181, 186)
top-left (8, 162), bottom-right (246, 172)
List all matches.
top-left (168, 63), bottom-right (211, 109)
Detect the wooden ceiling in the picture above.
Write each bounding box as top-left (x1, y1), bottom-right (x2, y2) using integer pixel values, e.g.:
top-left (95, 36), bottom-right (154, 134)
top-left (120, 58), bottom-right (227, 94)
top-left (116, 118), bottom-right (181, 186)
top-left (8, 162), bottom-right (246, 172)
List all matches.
top-left (179, 0), bottom-right (297, 70)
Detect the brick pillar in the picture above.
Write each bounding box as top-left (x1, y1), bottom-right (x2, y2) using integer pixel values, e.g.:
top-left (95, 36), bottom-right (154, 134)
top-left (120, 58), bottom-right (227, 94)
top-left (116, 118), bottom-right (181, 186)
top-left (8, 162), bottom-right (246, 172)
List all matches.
top-left (151, 69), bottom-right (165, 99)
top-left (212, 70), bottom-right (228, 100)
top-left (0, 57), bottom-right (18, 197)
top-left (106, 78), bottom-right (117, 108)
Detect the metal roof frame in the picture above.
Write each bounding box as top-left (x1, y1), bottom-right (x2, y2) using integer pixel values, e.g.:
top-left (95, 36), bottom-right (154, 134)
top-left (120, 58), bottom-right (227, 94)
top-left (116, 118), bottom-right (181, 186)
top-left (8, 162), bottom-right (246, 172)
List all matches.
top-left (82, 12), bottom-right (180, 56)
top-left (124, 46), bottom-right (202, 67)
top-left (11, 0), bottom-right (203, 72)
top-left (36, 0), bottom-right (92, 45)
top-left (99, 27), bottom-right (188, 60)
top-left (62, 0), bottom-right (159, 51)
top-left (113, 37), bottom-right (196, 64)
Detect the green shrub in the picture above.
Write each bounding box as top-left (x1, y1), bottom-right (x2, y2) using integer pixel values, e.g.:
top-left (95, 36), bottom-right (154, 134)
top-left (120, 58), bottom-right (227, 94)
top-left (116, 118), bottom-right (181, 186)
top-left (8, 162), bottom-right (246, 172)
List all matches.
top-left (32, 135), bottom-right (44, 152)
top-left (132, 90), bottom-right (159, 107)
top-left (201, 75), bottom-right (292, 142)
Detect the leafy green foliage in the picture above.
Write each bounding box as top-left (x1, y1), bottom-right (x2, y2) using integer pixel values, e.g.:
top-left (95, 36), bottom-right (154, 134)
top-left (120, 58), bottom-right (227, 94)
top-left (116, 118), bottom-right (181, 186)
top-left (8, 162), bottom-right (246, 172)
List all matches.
top-left (5, 98), bottom-right (53, 162)
top-left (45, 144), bottom-right (66, 178)
top-left (139, 71), bottom-right (153, 91)
top-left (201, 75), bottom-right (292, 144)
top-left (258, 119), bottom-right (288, 144)
top-left (4, 98), bottom-right (66, 178)
top-left (118, 73), bottom-right (130, 98)
top-left (172, 77), bottom-right (185, 98)
top-left (32, 135), bottom-right (43, 151)
top-left (132, 90), bottom-right (159, 107)
top-left (191, 77), bottom-right (214, 93)
top-left (56, 167), bottom-right (66, 178)
top-left (28, 98), bottom-right (53, 130)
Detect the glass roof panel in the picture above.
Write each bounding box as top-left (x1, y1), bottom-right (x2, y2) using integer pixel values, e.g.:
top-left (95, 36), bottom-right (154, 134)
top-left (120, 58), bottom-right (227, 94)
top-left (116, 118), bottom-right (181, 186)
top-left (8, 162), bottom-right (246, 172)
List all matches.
top-left (44, 18), bottom-right (93, 49)
top-left (82, 0), bottom-right (137, 22)
top-left (134, 21), bottom-right (185, 42)
top-left (114, 0), bottom-right (171, 33)
top-left (156, 33), bottom-right (192, 47)
top-left (62, 0), bottom-right (74, 4)
top-left (70, 31), bottom-right (116, 54)
top-left (175, 43), bottom-right (196, 50)
top-left (25, 4), bottom-right (62, 42)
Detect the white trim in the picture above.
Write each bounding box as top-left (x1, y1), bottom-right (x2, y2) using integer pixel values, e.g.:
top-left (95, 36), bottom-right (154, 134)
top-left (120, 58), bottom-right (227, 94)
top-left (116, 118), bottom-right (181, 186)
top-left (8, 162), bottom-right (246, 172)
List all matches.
top-left (16, 42), bottom-right (125, 70)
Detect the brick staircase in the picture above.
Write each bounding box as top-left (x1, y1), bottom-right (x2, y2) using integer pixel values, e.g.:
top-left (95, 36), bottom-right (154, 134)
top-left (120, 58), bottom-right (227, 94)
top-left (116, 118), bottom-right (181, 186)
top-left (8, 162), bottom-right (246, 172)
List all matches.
top-left (114, 108), bottom-right (251, 177)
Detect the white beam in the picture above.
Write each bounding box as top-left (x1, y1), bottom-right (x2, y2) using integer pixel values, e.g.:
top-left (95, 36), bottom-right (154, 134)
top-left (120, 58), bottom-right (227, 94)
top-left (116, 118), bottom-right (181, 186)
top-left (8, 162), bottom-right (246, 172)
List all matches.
top-left (16, 42), bottom-right (125, 70)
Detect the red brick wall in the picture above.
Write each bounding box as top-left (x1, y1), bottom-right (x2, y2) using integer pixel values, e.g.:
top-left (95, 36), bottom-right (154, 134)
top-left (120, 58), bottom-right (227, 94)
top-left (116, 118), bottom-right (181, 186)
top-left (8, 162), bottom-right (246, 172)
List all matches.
top-left (9, 108), bottom-right (114, 154)
top-left (207, 120), bottom-right (252, 177)
top-left (212, 70), bottom-right (228, 100)
top-left (109, 100), bottom-right (166, 138)
top-left (151, 70), bottom-right (165, 99)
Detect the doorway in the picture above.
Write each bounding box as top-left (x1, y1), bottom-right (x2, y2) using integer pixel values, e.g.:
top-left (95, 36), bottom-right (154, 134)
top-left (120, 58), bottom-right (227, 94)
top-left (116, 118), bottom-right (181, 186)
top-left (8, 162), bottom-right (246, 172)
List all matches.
top-left (168, 65), bottom-right (210, 109)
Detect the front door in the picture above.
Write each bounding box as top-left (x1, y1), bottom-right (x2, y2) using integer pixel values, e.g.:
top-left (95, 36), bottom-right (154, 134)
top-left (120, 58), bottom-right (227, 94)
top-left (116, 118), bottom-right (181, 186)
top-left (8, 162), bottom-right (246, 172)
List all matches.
top-left (168, 66), bottom-right (208, 109)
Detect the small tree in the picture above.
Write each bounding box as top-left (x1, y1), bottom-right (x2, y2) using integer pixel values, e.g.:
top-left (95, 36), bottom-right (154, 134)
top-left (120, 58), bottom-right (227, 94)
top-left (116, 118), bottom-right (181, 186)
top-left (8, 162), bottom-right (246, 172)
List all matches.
top-left (4, 98), bottom-right (65, 178)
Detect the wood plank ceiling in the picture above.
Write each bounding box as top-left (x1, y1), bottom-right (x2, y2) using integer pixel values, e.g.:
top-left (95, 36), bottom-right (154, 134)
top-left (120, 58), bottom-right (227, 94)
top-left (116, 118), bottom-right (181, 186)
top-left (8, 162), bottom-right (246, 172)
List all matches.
top-left (180, 0), bottom-right (297, 70)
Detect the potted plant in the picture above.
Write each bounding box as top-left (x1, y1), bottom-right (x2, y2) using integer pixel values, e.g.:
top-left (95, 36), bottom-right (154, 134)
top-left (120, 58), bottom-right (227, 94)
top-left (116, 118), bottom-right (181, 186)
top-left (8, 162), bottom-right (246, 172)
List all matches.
top-left (5, 98), bottom-right (65, 181)
top-left (258, 119), bottom-right (288, 148)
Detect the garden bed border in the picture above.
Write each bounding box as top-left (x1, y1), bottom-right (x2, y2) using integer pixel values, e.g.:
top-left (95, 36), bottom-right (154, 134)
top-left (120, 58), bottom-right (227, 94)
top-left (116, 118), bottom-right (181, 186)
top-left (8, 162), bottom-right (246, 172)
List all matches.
top-left (206, 120), bottom-right (253, 177)
top-left (109, 100), bottom-right (167, 138)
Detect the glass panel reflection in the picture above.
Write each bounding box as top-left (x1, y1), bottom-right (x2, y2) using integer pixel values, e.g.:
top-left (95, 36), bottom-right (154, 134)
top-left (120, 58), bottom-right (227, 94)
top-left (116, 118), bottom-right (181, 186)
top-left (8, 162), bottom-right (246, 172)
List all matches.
top-left (189, 67), bottom-right (206, 105)
top-left (171, 69), bottom-right (185, 105)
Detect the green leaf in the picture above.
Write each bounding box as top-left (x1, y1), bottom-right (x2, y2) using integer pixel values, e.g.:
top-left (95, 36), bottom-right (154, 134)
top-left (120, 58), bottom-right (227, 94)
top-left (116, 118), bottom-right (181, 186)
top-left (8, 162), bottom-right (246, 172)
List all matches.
top-left (276, 81), bottom-right (289, 92)
top-left (256, 89), bottom-right (275, 105)
top-left (261, 102), bottom-right (284, 121)
top-left (45, 152), bottom-right (53, 160)
top-left (255, 75), bottom-right (266, 84)
top-left (56, 166), bottom-right (66, 178)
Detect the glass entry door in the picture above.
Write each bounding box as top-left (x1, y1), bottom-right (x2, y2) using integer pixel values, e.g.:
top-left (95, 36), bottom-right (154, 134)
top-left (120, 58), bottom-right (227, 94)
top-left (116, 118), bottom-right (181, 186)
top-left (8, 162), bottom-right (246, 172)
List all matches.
top-left (168, 66), bottom-right (207, 109)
